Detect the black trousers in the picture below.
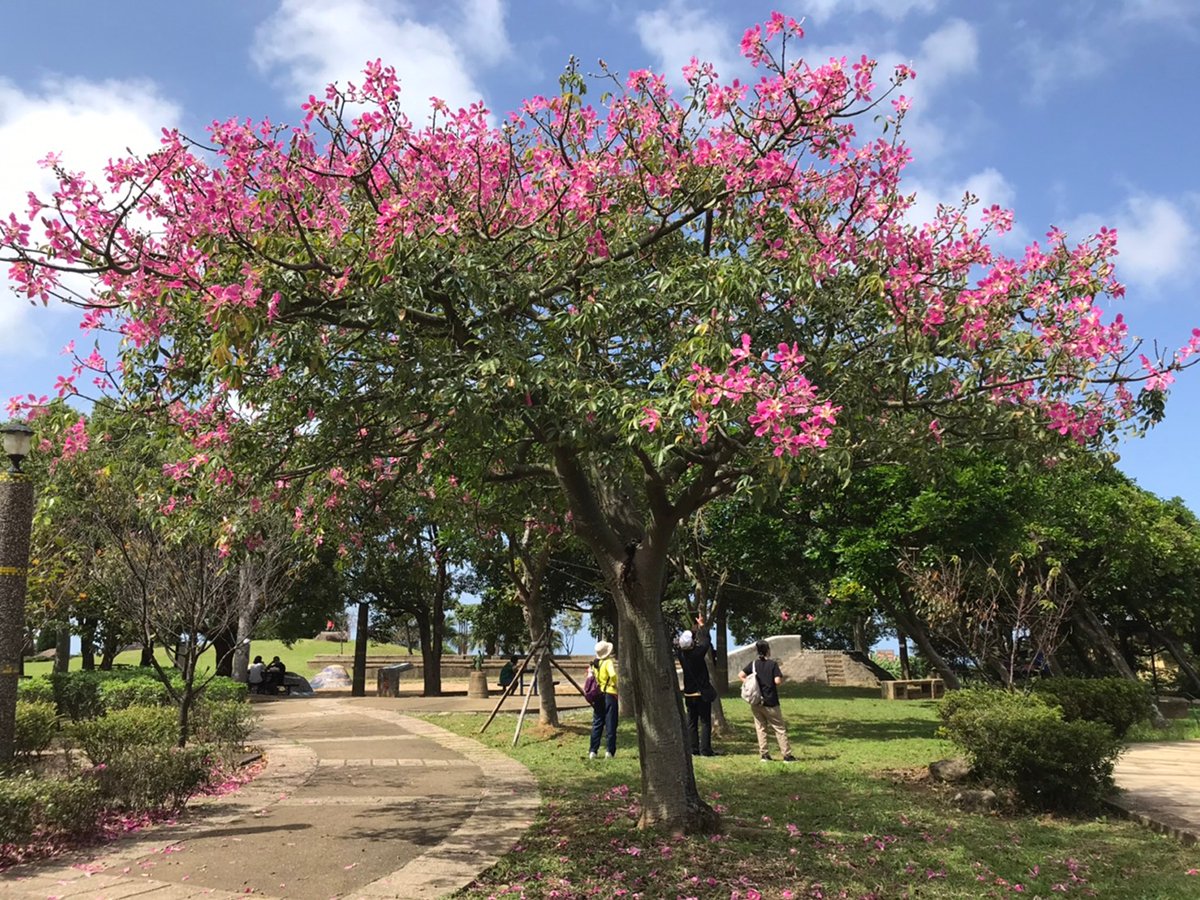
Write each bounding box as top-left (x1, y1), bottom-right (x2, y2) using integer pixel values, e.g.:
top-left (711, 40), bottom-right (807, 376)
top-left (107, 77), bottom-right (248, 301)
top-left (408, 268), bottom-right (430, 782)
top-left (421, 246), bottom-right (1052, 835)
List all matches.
top-left (684, 695), bottom-right (713, 755)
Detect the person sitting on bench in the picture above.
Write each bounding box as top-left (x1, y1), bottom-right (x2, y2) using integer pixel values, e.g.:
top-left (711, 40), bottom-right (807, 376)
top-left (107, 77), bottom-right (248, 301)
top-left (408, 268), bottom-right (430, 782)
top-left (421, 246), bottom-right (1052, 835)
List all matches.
top-left (498, 655), bottom-right (519, 692)
top-left (263, 656), bottom-right (287, 693)
top-left (248, 655), bottom-right (266, 694)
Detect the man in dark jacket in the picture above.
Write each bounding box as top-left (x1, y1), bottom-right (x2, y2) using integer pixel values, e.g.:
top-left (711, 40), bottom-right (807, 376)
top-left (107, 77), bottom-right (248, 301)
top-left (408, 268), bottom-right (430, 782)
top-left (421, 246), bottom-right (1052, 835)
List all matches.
top-left (677, 615), bottom-right (719, 756)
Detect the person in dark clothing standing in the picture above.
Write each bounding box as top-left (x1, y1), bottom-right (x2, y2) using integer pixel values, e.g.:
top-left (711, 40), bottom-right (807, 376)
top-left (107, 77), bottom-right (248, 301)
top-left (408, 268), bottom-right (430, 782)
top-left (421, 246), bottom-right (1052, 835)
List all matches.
top-left (677, 614), bottom-right (719, 756)
top-left (739, 640), bottom-right (795, 762)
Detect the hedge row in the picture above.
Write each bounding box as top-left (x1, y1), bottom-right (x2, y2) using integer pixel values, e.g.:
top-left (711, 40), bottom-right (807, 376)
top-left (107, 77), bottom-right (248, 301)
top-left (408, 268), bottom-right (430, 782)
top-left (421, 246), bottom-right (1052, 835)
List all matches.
top-left (4, 698), bottom-right (255, 846)
top-left (18, 671), bottom-right (247, 721)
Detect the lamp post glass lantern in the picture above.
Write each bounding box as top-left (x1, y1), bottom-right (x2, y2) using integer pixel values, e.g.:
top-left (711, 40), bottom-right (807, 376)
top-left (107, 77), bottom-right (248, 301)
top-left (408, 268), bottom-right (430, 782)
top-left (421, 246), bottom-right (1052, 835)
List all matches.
top-left (1, 421), bottom-right (34, 473)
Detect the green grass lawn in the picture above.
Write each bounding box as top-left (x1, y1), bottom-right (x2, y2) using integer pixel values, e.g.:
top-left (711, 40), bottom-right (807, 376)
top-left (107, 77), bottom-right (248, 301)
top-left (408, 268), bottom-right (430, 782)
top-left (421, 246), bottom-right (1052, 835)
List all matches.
top-left (429, 684), bottom-right (1200, 899)
top-left (1128, 709), bottom-right (1200, 742)
top-left (20, 637), bottom-right (417, 678)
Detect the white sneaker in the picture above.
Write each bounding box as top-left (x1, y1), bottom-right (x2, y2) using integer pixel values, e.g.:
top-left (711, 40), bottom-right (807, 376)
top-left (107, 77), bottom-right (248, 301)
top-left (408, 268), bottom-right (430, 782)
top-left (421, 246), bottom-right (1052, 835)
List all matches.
top-left (605, 751), bottom-right (614, 759)
top-left (588, 751), bottom-right (597, 759)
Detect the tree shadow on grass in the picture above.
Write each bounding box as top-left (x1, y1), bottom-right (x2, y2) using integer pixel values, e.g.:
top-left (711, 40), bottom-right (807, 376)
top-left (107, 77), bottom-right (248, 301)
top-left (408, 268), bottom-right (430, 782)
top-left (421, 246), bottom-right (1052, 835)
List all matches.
top-left (795, 716), bottom-right (942, 744)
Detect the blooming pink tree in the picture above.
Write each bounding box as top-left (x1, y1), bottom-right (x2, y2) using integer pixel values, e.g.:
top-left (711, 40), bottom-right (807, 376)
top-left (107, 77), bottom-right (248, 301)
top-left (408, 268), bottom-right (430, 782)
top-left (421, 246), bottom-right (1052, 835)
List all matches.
top-left (3, 15), bottom-right (1193, 829)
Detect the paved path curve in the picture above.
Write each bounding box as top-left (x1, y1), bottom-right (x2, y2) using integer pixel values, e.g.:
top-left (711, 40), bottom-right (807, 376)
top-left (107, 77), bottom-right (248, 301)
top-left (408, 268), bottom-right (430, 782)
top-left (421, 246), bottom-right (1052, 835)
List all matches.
top-left (2, 698), bottom-right (539, 899)
top-left (1110, 740), bottom-right (1200, 845)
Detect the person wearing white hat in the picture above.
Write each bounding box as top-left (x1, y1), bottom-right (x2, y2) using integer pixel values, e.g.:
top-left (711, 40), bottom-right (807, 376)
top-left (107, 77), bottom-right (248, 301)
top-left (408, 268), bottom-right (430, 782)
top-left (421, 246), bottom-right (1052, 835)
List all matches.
top-left (677, 615), bottom-right (719, 756)
top-left (588, 640), bottom-right (618, 759)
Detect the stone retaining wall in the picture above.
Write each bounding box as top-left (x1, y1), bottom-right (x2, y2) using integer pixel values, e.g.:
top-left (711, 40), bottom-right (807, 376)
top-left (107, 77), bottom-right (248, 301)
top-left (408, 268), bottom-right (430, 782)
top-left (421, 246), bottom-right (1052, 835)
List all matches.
top-left (310, 653), bottom-right (595, 686)
top-left (725, 636), bottom-right (881, 688)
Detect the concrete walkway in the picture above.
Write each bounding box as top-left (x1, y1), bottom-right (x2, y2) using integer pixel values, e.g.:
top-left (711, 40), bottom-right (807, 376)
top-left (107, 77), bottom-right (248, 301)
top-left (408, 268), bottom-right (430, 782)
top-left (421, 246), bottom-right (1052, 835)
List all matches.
top-left (1, 698), bottom-right (540, 899)
top-left (1111, 740), bottom-right (1200, 845)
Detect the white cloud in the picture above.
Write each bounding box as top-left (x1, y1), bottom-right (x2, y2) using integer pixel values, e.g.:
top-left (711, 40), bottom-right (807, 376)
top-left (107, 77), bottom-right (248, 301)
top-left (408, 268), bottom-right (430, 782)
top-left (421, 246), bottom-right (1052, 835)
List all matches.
top-left (458, 0), bottom-right (513, 68)
top-left (1021, 35), bottom-right (1105, 104)
top-left (804, 0), bottom-right (939, 22)
top-left (254, 0), bottom-right (506, 119)
top-left (913, 18), bottom-right (978, 92)
top-left (1066, 195), bottom-right (1199, 289)
top-left (0, 76), bottom-right (181, 357)
top-left (634, 1), bottom-right (739, 89)
top-left (1121, 0), bottom-right (1200, 23)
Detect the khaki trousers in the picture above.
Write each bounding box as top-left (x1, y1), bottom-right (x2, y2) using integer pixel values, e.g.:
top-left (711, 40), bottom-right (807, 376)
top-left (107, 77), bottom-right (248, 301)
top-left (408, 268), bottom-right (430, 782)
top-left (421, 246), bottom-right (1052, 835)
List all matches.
top-left (751, 703), bottom-right (792, 757)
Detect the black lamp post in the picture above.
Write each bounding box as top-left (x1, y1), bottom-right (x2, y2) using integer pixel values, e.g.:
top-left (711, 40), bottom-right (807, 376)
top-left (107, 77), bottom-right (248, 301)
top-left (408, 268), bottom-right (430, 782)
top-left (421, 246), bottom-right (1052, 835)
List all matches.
top-left (0, 421), bottom-right (35, 761)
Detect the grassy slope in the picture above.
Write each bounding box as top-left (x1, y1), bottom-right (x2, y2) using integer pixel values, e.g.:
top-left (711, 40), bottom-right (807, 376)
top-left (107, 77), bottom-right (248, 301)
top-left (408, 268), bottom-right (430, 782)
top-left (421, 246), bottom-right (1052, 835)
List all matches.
top-left (20, 637), bottom-right (417, 678)
top-left (430, 684), bottom-right (1200, 899)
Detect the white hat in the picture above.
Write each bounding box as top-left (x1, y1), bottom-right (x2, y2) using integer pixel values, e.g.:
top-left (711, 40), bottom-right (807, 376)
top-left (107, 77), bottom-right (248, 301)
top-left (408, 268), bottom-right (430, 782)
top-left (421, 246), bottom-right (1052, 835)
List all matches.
top-left (594, 640), bottom-right (613, 660)
top-left (678, 630), bottom-right (694, 650)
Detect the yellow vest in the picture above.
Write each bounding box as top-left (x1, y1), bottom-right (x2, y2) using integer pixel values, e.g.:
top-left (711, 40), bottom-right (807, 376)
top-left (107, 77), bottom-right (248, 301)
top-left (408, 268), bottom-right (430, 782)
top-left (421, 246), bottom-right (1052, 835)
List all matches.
top-left (596, 657), bottom-right (617, 694)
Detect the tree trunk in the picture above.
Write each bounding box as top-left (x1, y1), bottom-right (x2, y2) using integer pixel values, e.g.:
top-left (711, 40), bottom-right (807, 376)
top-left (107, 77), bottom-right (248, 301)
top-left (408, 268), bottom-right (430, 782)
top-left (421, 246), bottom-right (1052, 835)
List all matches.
top-left (705, 647), bottom-right (727, 735)
top-left (54, 623), bottom-right (71, 674)
top-left (139, 641), bottom-right (154, 667)
top-left (80, 617), bottom-right (96, 671)
top-left (897, 629), bottom-right (911, 679)
top-left (551, 448), bottom-right (717, 832)
top-left (352, 600), bottom-right (369, 697)
top-left (177, 675), bottom-right (196, 748)
top-left (891, 598), bottom-right (961, 690)
top-left (232, 606), bottom-right (253, 683)
top-left (1073, 600), bottom-right (1167, 727)
top-left (424, 553), bottom-right (447, 697)
top-left (231, 565), bottom-right (259, 683)
top-left (1152, 626), bottom-right (1200, 696)
top-left (1074, 602), bottom-right (1138, 679)
top-left (852, 616), bottom-right (868, 654)
top-left (100, 631), bottom-right (119, 670)
top-left (515, 543), bottom-right (559, 726)
top-left (715, 605), bottom-right (729, 693)
top-left (1118, 622), bottom-right (1139, 672)
top-left (417, 608), bottom-right (443, 697)
top-left (520, 600), bottom-right (558, 727)
top-left (1064, 625), bottom-right (1097, 675)
top-left (212, 628), bottom-right (235, 677)
top-left (609, 545), bottom-right (718, 831)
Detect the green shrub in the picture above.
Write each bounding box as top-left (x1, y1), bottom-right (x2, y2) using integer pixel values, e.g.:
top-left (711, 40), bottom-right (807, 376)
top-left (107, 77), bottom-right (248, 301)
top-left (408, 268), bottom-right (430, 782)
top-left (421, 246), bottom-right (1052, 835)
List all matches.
top-left (94, 746), bottom-right (214, 811)
top-left (15, 701), bottom-right (58, 757)
top-left (193, 700), bottom-right (256, 755)
top-left (71, 706), bottom-right (177, 765)
top-left (1032, 677), bottom-right (1154, 738)
top-left (49, 671), bottom-right (105, 721)
top-left (0, 774), bottom-right (104, 844)
top-left (17, 677), bottom-right (55, 705)
top-left (939, 688), bottom-right (1123, 813)
top-left (100, 676), bottom-right (170, 710)
top-left (199, 677), bottom-right (248, 704)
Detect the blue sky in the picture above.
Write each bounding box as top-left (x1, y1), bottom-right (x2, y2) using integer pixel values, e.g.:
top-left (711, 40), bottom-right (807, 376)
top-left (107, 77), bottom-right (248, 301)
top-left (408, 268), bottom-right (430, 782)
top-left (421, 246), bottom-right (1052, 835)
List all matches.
top-left (1, 0), bottom-right (1198, 512)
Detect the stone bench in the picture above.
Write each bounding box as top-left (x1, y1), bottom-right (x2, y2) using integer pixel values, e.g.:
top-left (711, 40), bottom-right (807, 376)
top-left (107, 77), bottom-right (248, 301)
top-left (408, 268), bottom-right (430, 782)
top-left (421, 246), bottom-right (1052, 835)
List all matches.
top-left (881, 678), bottom-right (945, 700)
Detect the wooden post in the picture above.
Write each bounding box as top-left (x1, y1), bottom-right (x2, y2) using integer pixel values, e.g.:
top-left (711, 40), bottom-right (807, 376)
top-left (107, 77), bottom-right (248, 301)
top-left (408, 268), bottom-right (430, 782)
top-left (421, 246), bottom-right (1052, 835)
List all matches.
top-left (547, 655), bottom-right (586, 696)
top-left (512, 648), bottom-right (542, 747)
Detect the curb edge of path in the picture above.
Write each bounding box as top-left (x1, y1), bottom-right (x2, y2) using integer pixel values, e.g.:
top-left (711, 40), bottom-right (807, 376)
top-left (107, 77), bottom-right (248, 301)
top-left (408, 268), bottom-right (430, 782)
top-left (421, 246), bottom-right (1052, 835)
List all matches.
top-left (343, 705), bottom-right (541, 899)
top-left (1104, 796), bottom-right (1200, 847)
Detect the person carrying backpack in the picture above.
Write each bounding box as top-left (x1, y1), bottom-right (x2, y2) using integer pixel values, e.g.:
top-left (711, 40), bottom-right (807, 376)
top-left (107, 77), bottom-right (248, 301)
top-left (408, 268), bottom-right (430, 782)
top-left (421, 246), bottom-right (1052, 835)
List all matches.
top-left (739, 640), bottom-right (795, 762)
top-left (677, 615), bottom-right (719, 757)
top-left (587, 640), bottom-right (618, 759)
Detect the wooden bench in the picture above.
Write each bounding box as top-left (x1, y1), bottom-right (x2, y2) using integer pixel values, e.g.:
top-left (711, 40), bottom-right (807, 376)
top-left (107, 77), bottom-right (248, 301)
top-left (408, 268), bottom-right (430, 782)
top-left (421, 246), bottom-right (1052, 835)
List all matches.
top-left (880, 678), bottom-right (945, 700)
